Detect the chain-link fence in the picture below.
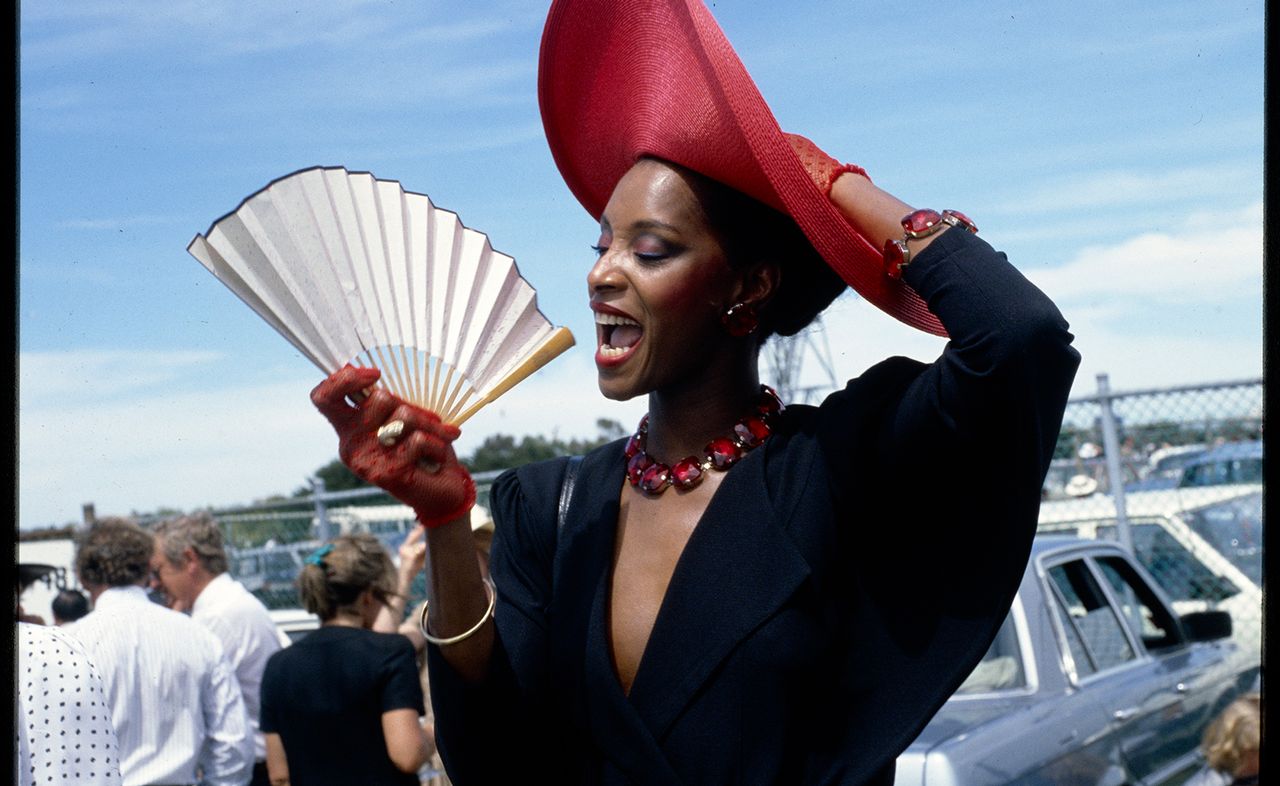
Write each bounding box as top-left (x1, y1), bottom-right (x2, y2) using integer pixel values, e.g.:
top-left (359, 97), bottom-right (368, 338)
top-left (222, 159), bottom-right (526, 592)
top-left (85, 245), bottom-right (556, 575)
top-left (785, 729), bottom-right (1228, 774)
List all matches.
top-left (167, 375), bottom-right (1262, 657)
top-left (139, 471), bottom-right (506, 619)
top-left (1039, 374), bottom-right (1263, 661)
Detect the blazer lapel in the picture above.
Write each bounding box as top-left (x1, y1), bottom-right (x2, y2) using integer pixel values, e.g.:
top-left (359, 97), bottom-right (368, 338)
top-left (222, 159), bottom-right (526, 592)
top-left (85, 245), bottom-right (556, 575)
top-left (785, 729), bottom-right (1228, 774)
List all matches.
top-left (625, 448), bottom-right (812, 740)
top-left (557, 445), bottom-right (682, 784)
top-left (558, 440), bottom-right (812, 771)
top-left (583, 568), bottom-right (684, 785)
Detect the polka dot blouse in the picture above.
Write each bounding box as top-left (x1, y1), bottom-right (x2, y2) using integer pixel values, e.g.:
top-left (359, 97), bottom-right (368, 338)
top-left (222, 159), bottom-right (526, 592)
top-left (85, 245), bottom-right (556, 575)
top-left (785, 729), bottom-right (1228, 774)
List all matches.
top-left (15, 622), bottom-right (122, 786)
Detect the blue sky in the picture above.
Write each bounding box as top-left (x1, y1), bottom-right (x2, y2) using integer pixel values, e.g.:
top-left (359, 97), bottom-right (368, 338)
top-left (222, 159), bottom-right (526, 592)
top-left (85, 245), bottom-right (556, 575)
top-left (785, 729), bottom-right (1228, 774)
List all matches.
top-left (18, 0), bottom-right (1263, 530)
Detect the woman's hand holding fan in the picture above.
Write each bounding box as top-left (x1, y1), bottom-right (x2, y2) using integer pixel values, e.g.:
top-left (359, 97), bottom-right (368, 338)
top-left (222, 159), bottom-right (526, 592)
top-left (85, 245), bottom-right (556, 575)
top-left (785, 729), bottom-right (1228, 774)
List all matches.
top-left (311, 364), bottom-right (476, 528)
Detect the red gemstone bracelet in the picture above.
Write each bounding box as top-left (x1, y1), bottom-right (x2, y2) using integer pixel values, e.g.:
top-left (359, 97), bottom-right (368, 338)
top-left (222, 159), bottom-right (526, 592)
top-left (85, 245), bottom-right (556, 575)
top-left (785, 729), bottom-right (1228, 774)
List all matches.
top-left (884, 209), bottom-right (978, 280)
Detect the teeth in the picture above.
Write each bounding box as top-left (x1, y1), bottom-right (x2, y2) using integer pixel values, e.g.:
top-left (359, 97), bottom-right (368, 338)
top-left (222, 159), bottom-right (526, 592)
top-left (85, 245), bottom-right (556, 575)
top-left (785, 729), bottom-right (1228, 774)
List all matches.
top-left (595, 312), bottom-right (640, 326)
top-left (599, 344), bottom-right (630, 357)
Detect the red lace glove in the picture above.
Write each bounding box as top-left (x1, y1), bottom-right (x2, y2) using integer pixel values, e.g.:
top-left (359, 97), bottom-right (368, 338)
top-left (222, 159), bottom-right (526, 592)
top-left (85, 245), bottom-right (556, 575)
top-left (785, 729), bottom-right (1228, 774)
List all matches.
top-left (311, 365), bottom-right (476, 528)
top-left (785, 133), bottom-right (870, 195)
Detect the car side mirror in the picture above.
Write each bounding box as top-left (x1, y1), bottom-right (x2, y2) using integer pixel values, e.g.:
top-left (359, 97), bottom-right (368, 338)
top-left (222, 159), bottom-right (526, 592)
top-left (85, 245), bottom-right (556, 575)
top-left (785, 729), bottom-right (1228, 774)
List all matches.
top-left (1181, 610), bottom-right (1233, 642)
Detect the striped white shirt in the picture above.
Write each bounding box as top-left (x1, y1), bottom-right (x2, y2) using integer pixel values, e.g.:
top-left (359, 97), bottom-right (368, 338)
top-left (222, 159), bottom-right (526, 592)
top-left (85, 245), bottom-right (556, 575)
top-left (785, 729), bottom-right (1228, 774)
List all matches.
top-left (191, 573), bottom-right (283, 762)
top-left (65, 586), bottom-right (253, 786)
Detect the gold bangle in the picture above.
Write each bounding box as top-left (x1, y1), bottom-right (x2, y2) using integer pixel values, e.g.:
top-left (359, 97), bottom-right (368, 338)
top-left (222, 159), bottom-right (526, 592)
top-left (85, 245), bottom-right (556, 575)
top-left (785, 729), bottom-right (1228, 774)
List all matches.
top-left (419, 578), bottom-right (496, 646)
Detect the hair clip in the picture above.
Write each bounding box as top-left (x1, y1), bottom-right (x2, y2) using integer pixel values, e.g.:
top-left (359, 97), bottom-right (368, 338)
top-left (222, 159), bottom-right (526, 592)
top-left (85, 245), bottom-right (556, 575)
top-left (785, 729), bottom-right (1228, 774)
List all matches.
top-left (304, 543), bottom-right (334, 567)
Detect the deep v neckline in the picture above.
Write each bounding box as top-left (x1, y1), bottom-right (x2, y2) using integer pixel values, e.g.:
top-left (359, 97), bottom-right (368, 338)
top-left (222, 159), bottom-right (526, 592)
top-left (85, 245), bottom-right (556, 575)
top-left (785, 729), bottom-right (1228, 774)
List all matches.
top-left (606, 469), bottom-right (734, 697)
top-left (571, 436), bottom-right (811, 741)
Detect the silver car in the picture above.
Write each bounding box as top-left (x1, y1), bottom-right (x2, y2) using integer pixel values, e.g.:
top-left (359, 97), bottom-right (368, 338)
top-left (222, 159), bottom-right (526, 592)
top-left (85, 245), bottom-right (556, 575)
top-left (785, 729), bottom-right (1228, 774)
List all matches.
top-left (895, 537), bottom-right (1253, 786)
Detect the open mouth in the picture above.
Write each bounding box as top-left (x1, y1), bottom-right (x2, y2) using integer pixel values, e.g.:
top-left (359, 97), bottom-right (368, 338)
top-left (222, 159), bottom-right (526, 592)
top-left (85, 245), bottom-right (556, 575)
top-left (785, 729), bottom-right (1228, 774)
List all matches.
top-left (596, 311), bottom-right (643, 359)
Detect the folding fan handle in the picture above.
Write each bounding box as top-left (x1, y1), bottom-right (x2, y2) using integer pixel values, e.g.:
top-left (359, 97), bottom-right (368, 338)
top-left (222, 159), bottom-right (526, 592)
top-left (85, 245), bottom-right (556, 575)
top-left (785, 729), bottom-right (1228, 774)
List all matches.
top-left (312, 365), bottom-right (476, 528)
top-left (448, 327), bottom-right (575, 426)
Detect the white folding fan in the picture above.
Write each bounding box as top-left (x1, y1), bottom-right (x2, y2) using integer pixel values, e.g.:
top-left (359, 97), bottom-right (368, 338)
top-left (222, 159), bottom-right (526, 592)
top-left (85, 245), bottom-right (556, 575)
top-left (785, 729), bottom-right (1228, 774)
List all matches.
top-left (187, 166), bottom-right (574, 425)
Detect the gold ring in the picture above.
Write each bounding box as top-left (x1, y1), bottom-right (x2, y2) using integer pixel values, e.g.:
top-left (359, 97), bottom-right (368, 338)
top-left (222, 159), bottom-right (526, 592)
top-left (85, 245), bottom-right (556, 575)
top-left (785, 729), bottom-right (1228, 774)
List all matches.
top-left (376, 419), bottom-right (406, 447)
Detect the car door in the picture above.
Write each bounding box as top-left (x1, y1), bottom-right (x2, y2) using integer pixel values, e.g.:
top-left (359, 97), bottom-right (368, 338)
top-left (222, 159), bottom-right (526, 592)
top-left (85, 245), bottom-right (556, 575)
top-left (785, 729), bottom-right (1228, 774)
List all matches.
top-left (1091, 555), bottom-right (1233, 782)
top-left (1042, 555), bottom-right (1175, 784)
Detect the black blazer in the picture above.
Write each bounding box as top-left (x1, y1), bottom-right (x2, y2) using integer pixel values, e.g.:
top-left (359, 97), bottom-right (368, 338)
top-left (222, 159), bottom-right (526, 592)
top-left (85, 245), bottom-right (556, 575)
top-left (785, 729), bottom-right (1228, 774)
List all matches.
top-left (428, 229), bottom-right (1080, 785)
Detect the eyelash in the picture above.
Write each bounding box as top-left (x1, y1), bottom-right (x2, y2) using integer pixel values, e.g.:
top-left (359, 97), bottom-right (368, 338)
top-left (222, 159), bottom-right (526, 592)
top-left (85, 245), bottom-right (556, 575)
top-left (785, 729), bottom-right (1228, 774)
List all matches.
top-left (589, 244), bottom-right (670, 263)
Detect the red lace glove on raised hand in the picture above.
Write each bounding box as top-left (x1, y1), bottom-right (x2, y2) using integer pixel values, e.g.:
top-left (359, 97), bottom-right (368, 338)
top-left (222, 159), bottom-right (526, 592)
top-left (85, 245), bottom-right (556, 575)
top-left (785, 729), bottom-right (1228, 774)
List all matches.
top-left (785, 132), bottom-right (870, 195)
top-left (311, 365), bottom-right (476, 529)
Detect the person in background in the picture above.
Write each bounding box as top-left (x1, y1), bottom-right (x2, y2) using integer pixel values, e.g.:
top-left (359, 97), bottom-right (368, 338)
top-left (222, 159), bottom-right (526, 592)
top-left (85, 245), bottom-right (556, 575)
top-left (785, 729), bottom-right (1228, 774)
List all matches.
top-left (17, 563), bottom-right (56, 624)
top-left (371, 506), bottom-right (497, 786)
top-left (151, 513), bottom-right (284, 786)
top-left (16, 620), bottom-right (123, 786)
top-left (51, 587), bottom-right (91, 625)
top-left (1187, 693), bottom-right (1262, 786)
top-left (260, 533), bottom-right (432, 786)
top-left (65, 517), bottom-right (253, 786)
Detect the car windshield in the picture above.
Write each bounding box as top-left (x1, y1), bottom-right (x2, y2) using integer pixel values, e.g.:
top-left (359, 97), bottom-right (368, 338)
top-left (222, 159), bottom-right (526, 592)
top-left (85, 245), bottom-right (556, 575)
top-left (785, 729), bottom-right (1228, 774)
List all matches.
top-left (1096, 522), bottom-right (1241, 603)
top-left (954, 612), bottom-right (1025, 695)
top-left (1182, 493), bottom-right (1263, 585)
top-left (1152, 447), bottom-right (1206, 475)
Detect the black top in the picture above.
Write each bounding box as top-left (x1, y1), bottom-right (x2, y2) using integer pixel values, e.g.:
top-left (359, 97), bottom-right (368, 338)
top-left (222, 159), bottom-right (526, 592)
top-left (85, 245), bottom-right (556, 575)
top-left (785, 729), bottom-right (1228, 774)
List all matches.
top-left (261, 626), bottom-right (424, 786)
top-left (428, 228), bottom-right (1081, 785)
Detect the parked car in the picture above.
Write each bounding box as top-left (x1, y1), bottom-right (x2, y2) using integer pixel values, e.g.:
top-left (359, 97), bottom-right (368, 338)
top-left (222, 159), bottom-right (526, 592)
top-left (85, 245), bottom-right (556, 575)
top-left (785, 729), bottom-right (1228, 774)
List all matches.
top-left (1178, 440), bottom-right (1263, 488)
top-left (269, 607), bottom-right (322, 644)
top-left (1037, 484), bottom-right (1262, 662)
top-left (228, 540), bottom-right (322, 610)
top-left (1125, 443), bottom-right (1208, 492)
top-left (896, 537), bottom-right (1254, 786)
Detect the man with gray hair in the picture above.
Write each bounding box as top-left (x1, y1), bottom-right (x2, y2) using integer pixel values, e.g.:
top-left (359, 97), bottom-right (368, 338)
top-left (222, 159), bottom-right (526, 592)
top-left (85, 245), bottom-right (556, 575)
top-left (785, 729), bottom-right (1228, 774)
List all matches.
top-left (66, 517), bottom-right (253, 786)
top-left (151, 513), bottom-right (283, 786)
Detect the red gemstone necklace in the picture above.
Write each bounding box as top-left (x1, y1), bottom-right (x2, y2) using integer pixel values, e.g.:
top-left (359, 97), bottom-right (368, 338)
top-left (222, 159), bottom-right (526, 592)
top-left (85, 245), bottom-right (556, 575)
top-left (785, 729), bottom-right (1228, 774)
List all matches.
top-left (624, 385), bottom-right (785, 495)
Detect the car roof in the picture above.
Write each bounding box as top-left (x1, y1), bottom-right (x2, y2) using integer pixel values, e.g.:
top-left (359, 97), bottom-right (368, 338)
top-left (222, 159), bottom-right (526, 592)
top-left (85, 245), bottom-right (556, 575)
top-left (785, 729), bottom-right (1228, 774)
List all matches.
top-left (1037, 483), bottom-right (1262, 525)
top-left (1187, 440), bottom-right (1262, 463)
top-left (1026, 534), bottom-right (1130, 560)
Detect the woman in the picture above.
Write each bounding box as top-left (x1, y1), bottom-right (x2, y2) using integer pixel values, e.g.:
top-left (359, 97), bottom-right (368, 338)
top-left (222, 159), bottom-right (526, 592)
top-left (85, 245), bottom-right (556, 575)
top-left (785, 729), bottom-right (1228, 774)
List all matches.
top-left (259, 534), bottom-right (432, 786)
top-left (1186, 694), bottom-right (1262, 786)
top-left (309, 1), bottom-right (1080, 783)
top-left (370, 508), bottom-right (496, 786)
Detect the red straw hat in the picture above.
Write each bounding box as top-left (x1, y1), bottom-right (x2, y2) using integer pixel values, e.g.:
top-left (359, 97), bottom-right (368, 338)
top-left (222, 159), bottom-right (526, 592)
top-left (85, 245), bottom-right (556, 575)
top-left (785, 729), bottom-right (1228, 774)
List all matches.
top-left (538, 0), bottom-right (946, 336)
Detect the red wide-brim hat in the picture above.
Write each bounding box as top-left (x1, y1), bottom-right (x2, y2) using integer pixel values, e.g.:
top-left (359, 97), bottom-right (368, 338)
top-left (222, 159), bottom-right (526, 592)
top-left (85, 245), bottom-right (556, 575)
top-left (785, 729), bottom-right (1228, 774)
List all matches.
top-left (538, 0), bottom-right (946, 336)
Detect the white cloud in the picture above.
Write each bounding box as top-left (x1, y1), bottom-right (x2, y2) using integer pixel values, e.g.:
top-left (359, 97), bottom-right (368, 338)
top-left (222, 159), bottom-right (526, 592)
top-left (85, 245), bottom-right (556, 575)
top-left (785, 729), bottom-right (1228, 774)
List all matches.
top-left (55, 214), bottom-right (176, 231)
top-left (19, 350), bottom-right (226, 401)
top-left (19, 371), bottom-right (339, 529)
top-left (452, 349), bottom-right (649, 454)
top-left (20, 1), bottom-right (528, 62)
top-left (1066, 327), bottom-right (1261, 394)
top-left (991, 166), bottom-right (1261, 216)
top-left (1024, 201), bottom-right (1262, 305)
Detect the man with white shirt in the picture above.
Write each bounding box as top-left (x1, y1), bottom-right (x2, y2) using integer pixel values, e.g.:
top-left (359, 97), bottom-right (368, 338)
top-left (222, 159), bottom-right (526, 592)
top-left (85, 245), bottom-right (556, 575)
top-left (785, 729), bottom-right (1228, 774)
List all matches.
top-left (151, 514), bottom-right (283, 786)
top-left (66, 517), bottom-right (253, 786)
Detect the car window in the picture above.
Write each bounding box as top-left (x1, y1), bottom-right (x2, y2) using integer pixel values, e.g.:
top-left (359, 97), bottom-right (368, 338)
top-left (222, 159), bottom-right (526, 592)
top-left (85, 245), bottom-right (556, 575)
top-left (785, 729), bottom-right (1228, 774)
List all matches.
top-left (1181, 457), bottom-right (1262, 487)
top-left (1183, 494), bottom-right (1263, 585)
top-left (955, 612), bottom-right (1026, 694)
top-left (1097, 523), bottom-right (1241, 603)
top-left (1093, 556), bottom-right (1182, 652)
top-left (1047, 559), bottom-right (1135, 675)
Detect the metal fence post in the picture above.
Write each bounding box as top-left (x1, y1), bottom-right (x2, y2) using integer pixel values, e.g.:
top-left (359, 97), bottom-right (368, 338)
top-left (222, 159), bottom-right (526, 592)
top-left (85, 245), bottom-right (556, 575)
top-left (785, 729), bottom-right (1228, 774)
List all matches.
top-left (311, 476), bottom-right (333, 541)
top-left (1095, 373), bottom-right (1133, 552)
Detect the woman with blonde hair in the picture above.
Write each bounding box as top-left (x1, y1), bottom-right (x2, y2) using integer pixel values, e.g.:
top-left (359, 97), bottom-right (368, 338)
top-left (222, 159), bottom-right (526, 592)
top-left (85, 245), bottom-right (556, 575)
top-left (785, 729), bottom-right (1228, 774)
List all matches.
top-left (1192, 693), bottom-right (1262, 786)
top-left (259, 533), bottom-right (432, 786)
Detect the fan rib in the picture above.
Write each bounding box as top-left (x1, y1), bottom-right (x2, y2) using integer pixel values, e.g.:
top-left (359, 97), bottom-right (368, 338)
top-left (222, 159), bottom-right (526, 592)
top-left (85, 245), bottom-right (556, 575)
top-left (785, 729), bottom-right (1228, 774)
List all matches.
top-left (188, 167), bottom-right (575, 425)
